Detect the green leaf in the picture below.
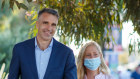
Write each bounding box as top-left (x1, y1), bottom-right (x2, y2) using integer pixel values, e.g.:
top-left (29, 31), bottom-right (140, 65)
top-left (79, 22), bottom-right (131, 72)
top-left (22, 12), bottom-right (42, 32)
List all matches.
top-left (1, 0), bottom-right (5, 9)
top-left (15, 1), bottom-right (20, 9)
top-left (30, 21), bottom-right (36, 25)
top-left (9, 0), bottom-right (14, 10)
top-left (32, 14), bottom-right (37, 20)
top-left (138, 42), bottom-right (140, 53)
top-left (25, 15), bottom-right (30, 22)
top-left (20, 3), bottom-right (28, 10)
top-left (27, 0), bottom-right (32, 2)
top-left (129, 44), bottom-right (133, 55)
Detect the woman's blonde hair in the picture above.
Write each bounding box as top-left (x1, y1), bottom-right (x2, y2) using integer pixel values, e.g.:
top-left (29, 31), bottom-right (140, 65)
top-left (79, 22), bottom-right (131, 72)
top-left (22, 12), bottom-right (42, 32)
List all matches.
top-left (77, 41), bottom-right (110, 79)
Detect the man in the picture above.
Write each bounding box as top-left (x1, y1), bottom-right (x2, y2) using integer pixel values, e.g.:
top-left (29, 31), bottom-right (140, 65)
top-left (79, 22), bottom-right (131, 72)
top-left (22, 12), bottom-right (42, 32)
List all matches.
top-left (8, 8), bottom-right (77, 79)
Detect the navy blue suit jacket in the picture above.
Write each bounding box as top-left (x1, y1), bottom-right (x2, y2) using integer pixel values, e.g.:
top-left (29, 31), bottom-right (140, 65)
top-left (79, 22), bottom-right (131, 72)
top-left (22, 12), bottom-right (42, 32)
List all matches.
top-left (8, 38), bottom-right (77, 79)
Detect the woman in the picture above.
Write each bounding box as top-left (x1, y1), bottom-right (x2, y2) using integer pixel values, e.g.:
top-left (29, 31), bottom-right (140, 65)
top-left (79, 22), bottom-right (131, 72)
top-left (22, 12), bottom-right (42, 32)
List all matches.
top-left (77, 41), bottom-right (113, 79)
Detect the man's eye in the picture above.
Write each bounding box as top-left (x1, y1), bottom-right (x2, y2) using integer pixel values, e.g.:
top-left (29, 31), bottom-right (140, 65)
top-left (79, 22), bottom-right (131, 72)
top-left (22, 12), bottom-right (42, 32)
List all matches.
top-left (52, 24), bottom-right (56, 26)
top-left (43, 22), bottom-right (48, 24)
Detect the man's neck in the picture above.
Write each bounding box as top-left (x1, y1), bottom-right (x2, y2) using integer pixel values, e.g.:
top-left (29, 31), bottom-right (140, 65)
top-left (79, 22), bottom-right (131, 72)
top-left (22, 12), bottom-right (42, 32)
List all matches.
top-left (36, 36), bottom-right (52, 51)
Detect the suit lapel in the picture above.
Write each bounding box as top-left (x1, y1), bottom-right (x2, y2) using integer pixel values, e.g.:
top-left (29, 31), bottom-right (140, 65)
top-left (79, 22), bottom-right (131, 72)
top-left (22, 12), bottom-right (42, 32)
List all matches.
top-left (28, 38), bottom-right (39, 79)
top-left (43, 38), bottom-right (59, 79)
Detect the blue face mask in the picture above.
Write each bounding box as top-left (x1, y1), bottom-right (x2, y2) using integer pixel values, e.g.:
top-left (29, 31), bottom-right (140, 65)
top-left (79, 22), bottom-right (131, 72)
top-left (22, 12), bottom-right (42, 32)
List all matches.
top-left (84, 57), bottom-right (101, 71)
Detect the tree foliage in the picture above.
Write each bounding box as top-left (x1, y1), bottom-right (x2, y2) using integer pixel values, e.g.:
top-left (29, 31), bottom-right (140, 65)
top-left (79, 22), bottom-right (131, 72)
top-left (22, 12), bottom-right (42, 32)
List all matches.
top-left (1, 0), bottom-right (140, 54)
top-left (123, 0), bottom-right (140, 35)
top-left (0, 0), bottom-right (31, 72)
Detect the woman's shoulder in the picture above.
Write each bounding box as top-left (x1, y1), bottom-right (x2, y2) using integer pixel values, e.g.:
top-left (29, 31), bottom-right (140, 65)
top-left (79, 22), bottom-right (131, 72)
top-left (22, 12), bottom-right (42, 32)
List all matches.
top-left (98, 72), bottom-right (114, 79)
top-left (85, 72), bottom-right (114, 79)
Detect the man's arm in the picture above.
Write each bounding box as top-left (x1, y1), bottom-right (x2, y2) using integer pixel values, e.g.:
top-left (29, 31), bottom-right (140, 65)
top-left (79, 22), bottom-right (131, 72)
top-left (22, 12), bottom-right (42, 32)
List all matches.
top-left (8, 45), bottom-right (20, 79)
top-left (64, 50), bottom-right (77, 79)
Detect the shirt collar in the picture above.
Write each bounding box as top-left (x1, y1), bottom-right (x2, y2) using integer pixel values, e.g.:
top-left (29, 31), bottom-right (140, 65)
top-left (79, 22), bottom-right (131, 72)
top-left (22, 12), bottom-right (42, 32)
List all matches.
top-left (85, 72), bottom-right (103, 79)
top-left (35, 37), bottom-right (53, 49)
top-left (95, 72), bottom-right (103, 78)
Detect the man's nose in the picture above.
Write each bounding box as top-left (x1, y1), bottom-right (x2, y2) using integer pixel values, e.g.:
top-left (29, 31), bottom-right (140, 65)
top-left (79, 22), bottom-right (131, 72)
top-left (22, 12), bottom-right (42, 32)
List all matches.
top-left (46, 24), bottom-right (51, 30)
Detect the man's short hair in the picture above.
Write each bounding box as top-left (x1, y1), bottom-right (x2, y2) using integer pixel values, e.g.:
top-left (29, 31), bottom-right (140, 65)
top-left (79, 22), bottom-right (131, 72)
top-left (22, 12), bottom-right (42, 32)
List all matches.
top-left (38, 8), bottom-right (59, 19)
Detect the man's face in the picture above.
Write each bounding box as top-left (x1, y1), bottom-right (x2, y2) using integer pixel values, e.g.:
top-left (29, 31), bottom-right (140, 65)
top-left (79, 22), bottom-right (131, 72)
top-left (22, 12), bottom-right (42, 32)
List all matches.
top-left (36, 12), bottom-right (58, 41)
